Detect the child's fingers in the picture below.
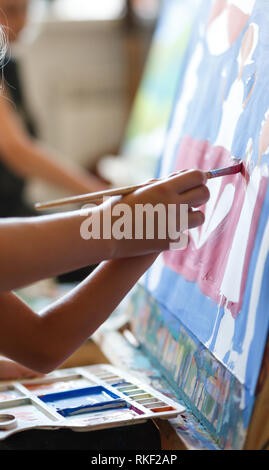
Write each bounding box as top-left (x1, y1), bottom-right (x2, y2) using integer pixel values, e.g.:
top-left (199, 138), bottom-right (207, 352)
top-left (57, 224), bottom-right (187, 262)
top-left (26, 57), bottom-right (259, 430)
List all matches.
top-left (0, 359), bottom-right (44, 380)
top-left (145, 178), bottom-right (159, 184)
top-left (168, 169), bottom-right (188, 177)
top-left (14, 364), bottom-right (44, 379)
top-left (178, 184), bottom-right (210, 207)
top-left (160, 170), bottom-right (188, 179)
top-left (188, 210), bottom-right (205, 229)
top-left (164, 169), bottom-right (207, 194)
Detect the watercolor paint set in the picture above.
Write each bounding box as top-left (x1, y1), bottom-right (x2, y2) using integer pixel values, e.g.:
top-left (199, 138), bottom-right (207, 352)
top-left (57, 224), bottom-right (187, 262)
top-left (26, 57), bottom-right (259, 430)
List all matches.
top-left (0, 364), bottom-right (185, 439)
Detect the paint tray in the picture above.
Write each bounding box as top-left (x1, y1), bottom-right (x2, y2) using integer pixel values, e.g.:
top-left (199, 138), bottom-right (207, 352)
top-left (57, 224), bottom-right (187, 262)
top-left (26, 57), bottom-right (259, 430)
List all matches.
top-left (0, 364), bottom-right (185, 440)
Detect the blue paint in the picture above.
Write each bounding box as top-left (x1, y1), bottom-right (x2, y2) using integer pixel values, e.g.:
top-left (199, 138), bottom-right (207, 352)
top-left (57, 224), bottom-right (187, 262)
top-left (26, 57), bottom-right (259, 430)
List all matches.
top-left (208, 308), bottom-right (225, 352)
top-left (39, 386), bottom-right (127, 417)
top-left (111, 380), bottom-right (130, 387)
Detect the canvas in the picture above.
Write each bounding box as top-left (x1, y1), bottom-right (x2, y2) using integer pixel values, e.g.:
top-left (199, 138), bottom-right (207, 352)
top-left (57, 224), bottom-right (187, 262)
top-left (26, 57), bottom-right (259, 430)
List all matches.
top-left (132, 0), bottom-right (269, 449)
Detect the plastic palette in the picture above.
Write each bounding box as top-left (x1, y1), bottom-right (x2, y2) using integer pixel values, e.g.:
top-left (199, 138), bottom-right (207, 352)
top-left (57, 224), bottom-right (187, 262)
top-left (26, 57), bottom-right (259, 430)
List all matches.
top-left (0, 364), bottom-right (185, 439)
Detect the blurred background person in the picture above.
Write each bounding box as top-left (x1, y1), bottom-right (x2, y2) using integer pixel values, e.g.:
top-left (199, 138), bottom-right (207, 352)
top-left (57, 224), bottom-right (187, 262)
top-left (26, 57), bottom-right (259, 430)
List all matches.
top-left (0, 0), bottom-right (107, 218)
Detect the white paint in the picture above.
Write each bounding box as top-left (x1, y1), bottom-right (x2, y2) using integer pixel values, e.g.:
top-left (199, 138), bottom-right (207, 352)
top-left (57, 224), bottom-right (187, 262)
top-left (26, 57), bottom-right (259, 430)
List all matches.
top-left (207, 2), bottom-right (256, 55)
top-left (215, 78), bottom-right (244, 150)
top-left (259, 108), bottom-right (269, 159)
top-left (191, 179), bottom-right (235, 249)
top-left (213, 305), bottom-right (235, 359)
top-left (245, 138), bottom-right (254, 168)
top-left (214, 23), bottom-right (259, 150)
top-left (239, 386), bottom-right (246, 410)
top-left (206, 9), bottom-right (230, 55)
top-left (220, 167), bottom-right (262, 304)
top-left (239, 23), bottom-right (259, 69)
top-left (200, 183), bottom-right (235, 247)
top-left (160, 43), bottom-right (204, 177)
top-left (190, 177), bottom-right (222, 248)
top-left (200, 165), bottom-right (269, 386)
top-left (147, 254), bottom-right (165, 292)
top-left (229, 216), bottom-right (269, 384)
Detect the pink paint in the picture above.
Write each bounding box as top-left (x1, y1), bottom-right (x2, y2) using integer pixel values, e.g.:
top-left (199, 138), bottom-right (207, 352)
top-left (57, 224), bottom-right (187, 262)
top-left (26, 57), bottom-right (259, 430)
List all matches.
top-left (206, 1), bottom-right (254, 56)
top-left (207, 0), bottom-right (227, 27)
top-left (163, 136), bottom-right (268, 316)
top-left (130, 405), bottom-right (145, 415)
top-left (227, 5), bottom-right (249, 47)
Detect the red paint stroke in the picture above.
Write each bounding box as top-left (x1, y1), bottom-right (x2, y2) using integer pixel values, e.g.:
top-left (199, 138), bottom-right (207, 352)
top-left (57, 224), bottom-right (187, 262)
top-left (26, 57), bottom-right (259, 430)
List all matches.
top-left (241, 160), bottom-right (250, 184)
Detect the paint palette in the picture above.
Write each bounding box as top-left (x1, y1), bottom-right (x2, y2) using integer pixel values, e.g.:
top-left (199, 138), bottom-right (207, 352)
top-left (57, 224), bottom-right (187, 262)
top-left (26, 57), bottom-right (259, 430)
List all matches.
top-left (0, 365), bottom-right (185, 439)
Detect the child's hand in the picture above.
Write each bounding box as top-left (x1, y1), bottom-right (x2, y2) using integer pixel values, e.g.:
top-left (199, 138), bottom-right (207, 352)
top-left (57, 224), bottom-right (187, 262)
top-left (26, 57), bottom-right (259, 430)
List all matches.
top-left (104, 169), bottom-right (210, 258)
top-left (0, 357), bottom-right (44, 381)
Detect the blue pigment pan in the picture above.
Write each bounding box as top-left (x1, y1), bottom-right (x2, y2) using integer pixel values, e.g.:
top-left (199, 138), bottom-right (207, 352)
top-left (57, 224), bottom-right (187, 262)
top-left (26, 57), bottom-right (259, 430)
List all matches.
top-left (39, 386), bottom-right (127, 417)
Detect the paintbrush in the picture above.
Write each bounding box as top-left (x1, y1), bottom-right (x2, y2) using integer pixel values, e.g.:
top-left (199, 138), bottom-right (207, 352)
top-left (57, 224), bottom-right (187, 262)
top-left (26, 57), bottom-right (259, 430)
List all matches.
top-left (35, 160), bottom-right (243, 211)
top-left (206, 160), bottom-right (243, 179)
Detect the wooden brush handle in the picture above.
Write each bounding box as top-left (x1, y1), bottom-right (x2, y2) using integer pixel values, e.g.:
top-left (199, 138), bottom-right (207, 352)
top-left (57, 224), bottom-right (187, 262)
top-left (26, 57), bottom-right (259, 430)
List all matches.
top-left (35, 182), bottom-right (149, 210)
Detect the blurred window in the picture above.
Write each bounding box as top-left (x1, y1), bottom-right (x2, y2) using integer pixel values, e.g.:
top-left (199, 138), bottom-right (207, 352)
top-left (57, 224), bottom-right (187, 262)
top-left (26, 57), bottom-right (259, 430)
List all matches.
top-left (49, 0), bottom-right (126, 21)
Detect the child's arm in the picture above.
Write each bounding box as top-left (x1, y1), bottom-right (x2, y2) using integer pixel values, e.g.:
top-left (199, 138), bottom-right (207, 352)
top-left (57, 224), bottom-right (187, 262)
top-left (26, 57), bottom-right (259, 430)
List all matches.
top-left (0, 170), bottom-right (209, 293)
top-left (0, 170), bottom-right (209, 373)
top-left (0, 254), bottom-right (157, 373)
top-left (0, 93), bottom-right (107, 194)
